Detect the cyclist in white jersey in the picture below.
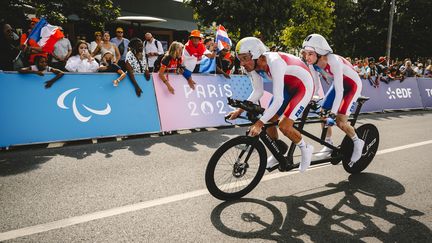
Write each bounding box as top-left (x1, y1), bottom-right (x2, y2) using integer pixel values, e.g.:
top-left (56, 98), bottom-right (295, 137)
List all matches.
top-left (302, 34), bottom-right (364, 164)
top-left (228, 37), bottom-right (314, 172)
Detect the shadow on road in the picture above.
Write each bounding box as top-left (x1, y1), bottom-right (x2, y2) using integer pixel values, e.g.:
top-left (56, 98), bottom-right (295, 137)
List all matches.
top-left (0, 127), bottom-right (243, 176)
top-left (210, 173), bottom-right (432, 242)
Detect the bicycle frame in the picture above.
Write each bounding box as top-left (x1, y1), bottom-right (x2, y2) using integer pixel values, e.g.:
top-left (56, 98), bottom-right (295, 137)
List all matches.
top-left (256, 97), bottom-right (369, 172)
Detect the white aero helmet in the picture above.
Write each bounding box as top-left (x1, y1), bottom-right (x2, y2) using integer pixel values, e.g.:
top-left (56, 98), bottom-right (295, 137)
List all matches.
top-left (302, 34), bottom-right (333, 56)
top-left (235, 37), bottom-right (268, 59)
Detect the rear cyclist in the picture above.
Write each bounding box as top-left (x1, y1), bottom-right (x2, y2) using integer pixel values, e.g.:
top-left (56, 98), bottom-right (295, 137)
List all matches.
top-left (302, 34), bottom-right (364, 164)
top-left (228, 37), bottom-right (314, 172)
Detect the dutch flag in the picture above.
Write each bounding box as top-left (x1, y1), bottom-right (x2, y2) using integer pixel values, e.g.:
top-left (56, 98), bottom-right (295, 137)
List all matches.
top-left (215, 25), bottom-right (232, 51)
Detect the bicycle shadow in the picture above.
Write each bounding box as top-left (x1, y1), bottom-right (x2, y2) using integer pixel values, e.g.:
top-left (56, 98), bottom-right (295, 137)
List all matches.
top-left (210, 173), bottom-right (432, 242)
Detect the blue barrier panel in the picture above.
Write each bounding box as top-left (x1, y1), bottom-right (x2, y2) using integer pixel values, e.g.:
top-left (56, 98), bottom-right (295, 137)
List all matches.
top-left (0, 72), bottom-right (160, 147)
top-left (417, 78), bottom-right (432, 108)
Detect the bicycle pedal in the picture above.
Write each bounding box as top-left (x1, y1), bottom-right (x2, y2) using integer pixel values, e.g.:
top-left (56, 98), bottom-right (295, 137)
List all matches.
top-left (266, 164), bottom-right (279, 172)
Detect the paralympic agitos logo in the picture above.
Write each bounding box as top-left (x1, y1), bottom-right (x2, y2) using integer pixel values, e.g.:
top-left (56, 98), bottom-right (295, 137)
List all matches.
top-left (57, 88), bottom-right (111, 122)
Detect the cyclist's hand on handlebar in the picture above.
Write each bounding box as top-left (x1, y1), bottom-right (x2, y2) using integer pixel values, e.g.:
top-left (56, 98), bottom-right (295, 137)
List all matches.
top-left (249, 120), bottom-right (264, 137)
top-left (227, 108), bottom-right (243, 120)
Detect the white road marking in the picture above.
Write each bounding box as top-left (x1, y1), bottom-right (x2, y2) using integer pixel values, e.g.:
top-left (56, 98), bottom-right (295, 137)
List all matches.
top-left (1, 139), bottom-right (431, 241)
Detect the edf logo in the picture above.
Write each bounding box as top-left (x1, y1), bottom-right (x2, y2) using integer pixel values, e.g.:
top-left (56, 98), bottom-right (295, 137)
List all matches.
top-left (426, 89), bottom-right (432, 97)
top-left (386, 87), bottom-right (412, 99)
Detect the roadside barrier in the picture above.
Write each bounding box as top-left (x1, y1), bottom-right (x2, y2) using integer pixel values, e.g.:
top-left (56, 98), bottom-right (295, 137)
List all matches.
top-left (0, 71), bottom-right (430, 147)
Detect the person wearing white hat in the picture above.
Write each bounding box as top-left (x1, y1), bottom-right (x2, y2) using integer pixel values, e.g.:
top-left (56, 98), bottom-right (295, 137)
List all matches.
top-left (302, 33), bottom-right (364, 166)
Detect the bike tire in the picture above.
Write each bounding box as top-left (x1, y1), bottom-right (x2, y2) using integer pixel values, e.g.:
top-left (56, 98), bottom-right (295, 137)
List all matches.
top-left (205, 136), bottom-right (267, 200)
top-left (341, 123), bottom-right (380, 174)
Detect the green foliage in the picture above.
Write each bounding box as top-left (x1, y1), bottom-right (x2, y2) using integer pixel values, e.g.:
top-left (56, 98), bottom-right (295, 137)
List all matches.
top-left (280, 0), bottom-right (335, 49)
top-left (1, 0), bottom-right (120, 29)
top-left (333, 0), bottom-right (432, 58)
top-left (186, 0), bottom-right (334, 51)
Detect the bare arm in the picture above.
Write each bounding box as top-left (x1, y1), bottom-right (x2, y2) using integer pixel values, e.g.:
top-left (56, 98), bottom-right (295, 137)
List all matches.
top-left (125, 61), bottom-right (142, 97)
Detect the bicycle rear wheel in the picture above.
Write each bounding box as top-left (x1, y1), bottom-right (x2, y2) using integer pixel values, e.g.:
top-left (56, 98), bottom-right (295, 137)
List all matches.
top-left (341, 123), bottom-right (380, 174)
top-left (205, 136), bottom-right (267, 200)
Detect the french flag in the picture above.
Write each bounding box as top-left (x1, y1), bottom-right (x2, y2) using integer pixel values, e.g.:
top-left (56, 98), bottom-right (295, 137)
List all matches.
top-left (28, 18), bottom-right (64, 54)
top-left (215, 25), bottom-right (232, 51)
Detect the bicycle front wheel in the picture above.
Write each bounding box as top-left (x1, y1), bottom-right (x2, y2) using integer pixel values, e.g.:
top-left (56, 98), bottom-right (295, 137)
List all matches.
top-left (205, 136), bottom-right (267, 200)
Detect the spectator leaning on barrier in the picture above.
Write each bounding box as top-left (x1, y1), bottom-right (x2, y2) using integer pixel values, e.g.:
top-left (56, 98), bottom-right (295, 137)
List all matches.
top-left (89, 31), bottom-right (103, 62)
top-left (368, 57), bottom-right (379, 88)
top-left (158, 41), bottom-right (186, 94)
top-left (215, 46), bottom-right (233, 79)
top-left (402, 60), bottom-right (416, 77)
top-left (424, 59), bottom-right (432, 78)
top-left (92, 31), bottom-right (120, 65)
top-left (20, 18), bottom-right (47, 65)
top-left (19, 55), bottom-right (64, 88)
top-left (110, 27), bottom-right (129, 70)
top-left (181, 29), bottom-right (216, 89)
top-left (414, 63), bottom-right (424, 77)
top-left (65, 40), bottom-right (99, 72)
top-left (125, 38), bottom-right (150, 97)
top-left (50, 27), bottom-right (71, 71)
top-left (144, 32), bottom-right (164, 73)
top-left (0, 22), bottom-right (21, 71)
top-left (98, 51), bottom-right (126, 87)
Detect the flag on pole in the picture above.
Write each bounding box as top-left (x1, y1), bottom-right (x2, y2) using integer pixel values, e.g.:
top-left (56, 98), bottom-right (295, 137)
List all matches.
top-left (215, 25), bottom-right (232, 51)
top-left (28, 18), bottom-right (64, 54)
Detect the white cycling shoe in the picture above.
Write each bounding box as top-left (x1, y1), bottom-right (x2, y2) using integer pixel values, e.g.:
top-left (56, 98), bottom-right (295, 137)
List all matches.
top-left (315, 145), bottom-right (333, 158)
top-left (299, 144), bottom-right (314, 173)
top-left (266, 155), bottom-right (279, 169)
top-left (349, 139), bottom-right (365, 167)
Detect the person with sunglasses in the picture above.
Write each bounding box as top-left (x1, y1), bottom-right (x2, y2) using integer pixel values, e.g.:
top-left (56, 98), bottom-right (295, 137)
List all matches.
top-left (110, 27), bottom-right (129, 70)
top-left (90, 31), bottom-right (103, 62)
top-left (228, 37), bottom-right (315, 172)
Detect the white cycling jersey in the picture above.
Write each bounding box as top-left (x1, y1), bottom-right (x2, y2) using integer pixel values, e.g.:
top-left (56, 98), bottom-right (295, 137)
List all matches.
top-left (247, 52), bottom-right (314, 122)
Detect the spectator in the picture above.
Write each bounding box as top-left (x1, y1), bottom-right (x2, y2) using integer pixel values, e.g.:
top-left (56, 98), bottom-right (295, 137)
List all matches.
top-left (0, 22), bottom-right (22, 70)
top-left (354, 59), bottom-right (362, 74)
top-left (89, 31), bottom-right (103, 62)
top-left (125, 38), bottom-right (150, 97)
top-left (110, 27), bottom-right (129, 70)
top-left (345, 57), bottom-right (352, 65)
top-left (388, 64), bottom-right (404, 82)
top-left (158, 41), bottom-right (187, 94)
top-left (368, 57), bottom-right (379, 87)
top-left (98, 51), bottom-right (126, 86)
top-left (92, 31), bottom-right (120, 64)
top-left (144, 32), bottom-right (164, 72)
top-left (20, 18), bottom-right (47, 65)
top-left (360, 57), bottom-right (371, 79)
top-left (424, 59), bottom-right (432, 78)
top-left (182, 29), bottom-right (216, 84)
top-left (50, 27), bottom-right (71, 71)
top-left (19, 55), bottom-right (64, 88)
top-left (414, 63), bottom-right (424, 77)
top-left (65, 40), bottom-right (99, 72)
top-left (215, 47), bottom-right (234, 79)
top-left (376, 56), bottom-right (387, 74)
top-left (203, 37), bottom-right (214, 50)
top-left (402, 60), bottom-right (415, 77)
top-left (399, 58), bottom-right (410, 73)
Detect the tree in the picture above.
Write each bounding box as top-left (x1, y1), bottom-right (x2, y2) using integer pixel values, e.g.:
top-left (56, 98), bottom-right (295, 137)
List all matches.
top-left (185, 0), bottom-right (334, 51)
top-left (333, 0), bottom-right (432, 58)
top-left (280, 0), bottom-right (335, 49)
top-left (1, 0), bottom-right (120, 29)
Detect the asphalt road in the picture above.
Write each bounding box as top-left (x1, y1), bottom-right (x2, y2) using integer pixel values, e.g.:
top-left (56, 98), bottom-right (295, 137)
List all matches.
top-left (1, 110), bottom-right (432, 242)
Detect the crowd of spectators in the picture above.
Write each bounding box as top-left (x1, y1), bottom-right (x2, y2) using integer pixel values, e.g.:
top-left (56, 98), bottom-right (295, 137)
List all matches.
top-left (346, 56), bottom-right (432, 88)
top-left (1, 17), bottom-right (431, 95)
